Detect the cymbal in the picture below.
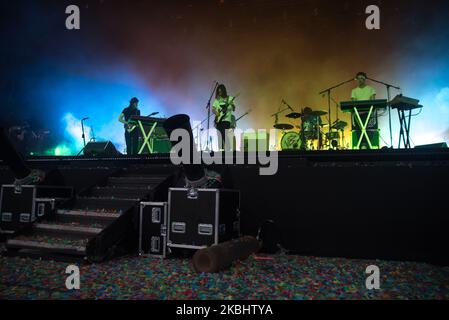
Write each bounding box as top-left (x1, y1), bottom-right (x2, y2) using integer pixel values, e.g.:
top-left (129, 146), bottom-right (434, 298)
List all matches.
top-left (274, 124), bottom-right (294, 130)
top-left (286, 112), bottom-right (303, 119)
top-left (332, 120), bottom-right (348, 130)
top-left (308, 110), bottom-right (328, 116)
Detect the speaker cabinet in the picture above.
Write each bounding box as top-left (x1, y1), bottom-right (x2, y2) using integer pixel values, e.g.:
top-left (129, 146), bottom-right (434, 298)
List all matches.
top-left (83, 141), bottom-right (119, 157)
top-left (415, 142), bottom-right (448, 149)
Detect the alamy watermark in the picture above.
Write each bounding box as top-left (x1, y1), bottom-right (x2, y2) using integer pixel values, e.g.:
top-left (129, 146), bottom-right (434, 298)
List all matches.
top-left (65, 265), bottom-right (80, 290)
top-left (365, 265), bottom-right (381, 290)
top-left (65, 5), bottom-right (80, 30)
top-left (366, 5), bottom-right (380, 30)
top-left (169, 128), bottom-right (279, 176)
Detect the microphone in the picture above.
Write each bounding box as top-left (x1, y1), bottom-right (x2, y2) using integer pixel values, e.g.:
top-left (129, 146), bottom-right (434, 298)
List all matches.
top-left (82, 117), bottom-right (89, 121)
top-left (149, 112), bottom-right (159, 117)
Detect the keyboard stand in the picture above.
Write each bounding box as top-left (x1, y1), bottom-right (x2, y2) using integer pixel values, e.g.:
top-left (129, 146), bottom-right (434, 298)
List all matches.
top-left (136, 120), bottom-right (158, 154)
top-left (397, 108), bottom-right (413, 149)
top-left (352, 105), bottom-right (376, 149)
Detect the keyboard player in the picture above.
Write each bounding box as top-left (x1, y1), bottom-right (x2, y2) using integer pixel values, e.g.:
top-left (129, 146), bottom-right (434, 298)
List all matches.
top-left (118, 97), bottom-right (141, 155)
top-left (350, 72), bottom-right (378, 149)
top-left (351, 72), bottom-right (376, 101)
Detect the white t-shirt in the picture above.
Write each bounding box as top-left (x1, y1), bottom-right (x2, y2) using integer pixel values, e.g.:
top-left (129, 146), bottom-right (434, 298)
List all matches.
top-left (351, 86), bottom-right (376, 101)
top-left (213, 96), bottom-right (235, 123)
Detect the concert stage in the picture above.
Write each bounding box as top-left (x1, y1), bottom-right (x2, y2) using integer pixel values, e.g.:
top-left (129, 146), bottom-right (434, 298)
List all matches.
top-left (1, 148), bottom-right (448, 266)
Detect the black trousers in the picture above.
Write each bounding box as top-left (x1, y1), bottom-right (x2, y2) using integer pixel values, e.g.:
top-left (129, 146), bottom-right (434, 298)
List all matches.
top-left (125, 130), bottom-right (139, 155)
top-left (216, 121), bottom-right (232, 151)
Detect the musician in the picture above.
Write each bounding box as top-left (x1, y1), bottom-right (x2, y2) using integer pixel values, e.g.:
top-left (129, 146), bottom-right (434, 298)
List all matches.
top-left (118, 97), bottom-right (141, 155)
top-left (351, 72), bottom-right (376, 101)
top-left (212, 84), bottom-right (236, 151)
top-left (301, 107), bottom-right (323, 150)
top-left (351, 72), bottom-right (377, 149)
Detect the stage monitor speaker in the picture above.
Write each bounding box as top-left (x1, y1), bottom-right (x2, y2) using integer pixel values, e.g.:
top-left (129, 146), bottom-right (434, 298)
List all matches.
top-left (415, 142), bottom-right (448, 149)
top-left (84, 141), bottom-right (119, 157)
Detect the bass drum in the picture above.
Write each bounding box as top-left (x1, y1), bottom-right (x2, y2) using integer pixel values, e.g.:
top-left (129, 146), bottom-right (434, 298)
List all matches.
top-left (281, 132), bottom-right (301, 150)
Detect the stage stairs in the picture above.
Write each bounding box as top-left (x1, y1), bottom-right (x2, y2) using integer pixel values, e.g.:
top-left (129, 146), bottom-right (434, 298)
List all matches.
top-left (5, 166), bottom-right (178, 262)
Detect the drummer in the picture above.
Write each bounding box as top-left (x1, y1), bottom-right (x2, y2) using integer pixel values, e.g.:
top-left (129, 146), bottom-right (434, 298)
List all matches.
top-left (301, 107), bottom-right (323, 144)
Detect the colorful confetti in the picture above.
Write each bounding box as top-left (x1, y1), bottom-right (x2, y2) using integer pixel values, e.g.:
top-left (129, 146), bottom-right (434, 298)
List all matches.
top-left (0, 255), bottom-right (448, 300)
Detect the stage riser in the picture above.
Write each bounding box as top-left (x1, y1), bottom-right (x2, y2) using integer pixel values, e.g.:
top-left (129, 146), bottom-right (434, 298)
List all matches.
top-left (229, 164), bottom-right (449, 265)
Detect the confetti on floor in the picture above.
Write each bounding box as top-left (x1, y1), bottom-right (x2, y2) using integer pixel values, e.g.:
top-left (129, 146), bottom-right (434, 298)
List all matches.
top-left (0, 254), bottom-right (448, 300)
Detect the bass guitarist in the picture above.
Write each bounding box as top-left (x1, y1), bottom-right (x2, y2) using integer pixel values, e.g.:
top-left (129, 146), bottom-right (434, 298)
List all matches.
top-left (118, 97), bottom-right (141, 155)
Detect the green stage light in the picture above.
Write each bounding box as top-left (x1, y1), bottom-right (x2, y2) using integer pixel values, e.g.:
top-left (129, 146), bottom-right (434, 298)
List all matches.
top-left (53, 144), bottom-right (74, 156)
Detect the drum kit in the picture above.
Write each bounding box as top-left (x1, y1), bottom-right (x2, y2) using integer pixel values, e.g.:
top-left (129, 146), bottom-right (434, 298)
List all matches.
top-left (274, 105), bottom-right (348, 151)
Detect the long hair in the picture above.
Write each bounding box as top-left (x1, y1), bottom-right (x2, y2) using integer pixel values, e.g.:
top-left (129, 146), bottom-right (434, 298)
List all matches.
top-left (129, 97), bottom-right (139, 107)
top-left (215, 84), bottom-right (228, 99)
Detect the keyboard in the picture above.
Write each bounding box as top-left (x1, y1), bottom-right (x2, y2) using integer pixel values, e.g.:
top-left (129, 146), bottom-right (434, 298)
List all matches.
top-left (129, 116), bottom-right (167, 126)
top-left (340, 99), bottom-right (388, 112)
top-left (390, 95), bottom-right (423, 111)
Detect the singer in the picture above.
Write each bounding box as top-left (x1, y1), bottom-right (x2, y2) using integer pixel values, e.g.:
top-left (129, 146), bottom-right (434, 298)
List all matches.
top-left (351, 72), bottom-right (376, 101)
top-left (118, 97), bottom-right (141, 155)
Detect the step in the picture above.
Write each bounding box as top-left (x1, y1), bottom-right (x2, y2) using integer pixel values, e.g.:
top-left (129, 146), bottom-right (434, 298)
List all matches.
top-left (121, 165), bottom-right (177, 175)
top-left (7, 237), bottom-right (87, 256)
top-left (90, 186), bottom-right (151, 199)
top-left (56, 209), bottom-right (120, 225)
top-left (107, 176), bottom-right (168, 186)
top-left (68, 197), bottom-right (138, 211)
top-left (33, 223), bottom-right (103, 238)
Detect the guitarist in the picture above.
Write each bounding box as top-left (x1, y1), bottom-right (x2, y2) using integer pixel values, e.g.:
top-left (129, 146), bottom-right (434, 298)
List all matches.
top-left (118, 97), bottom-right (141, 155)
top-left (212, 84), bottom-right (236, 151)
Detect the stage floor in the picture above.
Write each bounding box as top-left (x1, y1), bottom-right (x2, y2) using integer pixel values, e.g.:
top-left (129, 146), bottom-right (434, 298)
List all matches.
top-left (1, 254), bottom-right (448, 300)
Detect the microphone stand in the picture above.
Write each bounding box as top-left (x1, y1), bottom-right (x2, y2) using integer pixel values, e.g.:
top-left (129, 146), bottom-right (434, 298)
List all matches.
top-left (76, 118), bottom-right (88, 156)
top-left (205, 82), bottom-right (219, 152)
top-left (367, 77), bottom-right (401, 149)
top-left (193, 115), bottom-right (212, 151)
top-left (90, 125), bottom-right (96, 142)
top-left (271, 106), bottom-right (291, 118)
top-left (319, 78), bottom-right (355, 137)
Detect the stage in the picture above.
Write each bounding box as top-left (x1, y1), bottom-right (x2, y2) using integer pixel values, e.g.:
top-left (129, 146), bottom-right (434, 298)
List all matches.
top-left (1, 148), bottom-right (448, 266)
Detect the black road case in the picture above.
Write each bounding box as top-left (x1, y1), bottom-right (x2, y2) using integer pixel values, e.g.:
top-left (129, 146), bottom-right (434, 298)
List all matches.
top-left (35, 198), bottom-right (56, 220)
top-left (139, 202), bottom-right (168, 258)
top-left (0, 185), bottom-right (36, 233)
top-left (167, 188), bottom-right (240, 250)
top-left (0, 185), bottom-right (73, 233)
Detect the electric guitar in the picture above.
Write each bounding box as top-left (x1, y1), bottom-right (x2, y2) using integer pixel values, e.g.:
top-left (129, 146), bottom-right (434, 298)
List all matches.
top-left (214, 93), bottom-right (240, 126)
top-left (126, 123), bottom-right (137, 133)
